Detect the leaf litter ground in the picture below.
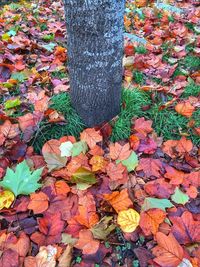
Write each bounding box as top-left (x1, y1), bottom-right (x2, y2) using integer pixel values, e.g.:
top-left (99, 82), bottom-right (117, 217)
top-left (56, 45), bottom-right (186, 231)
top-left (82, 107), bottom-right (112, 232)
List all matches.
top-left (0, 0), bottom-right (200, 266)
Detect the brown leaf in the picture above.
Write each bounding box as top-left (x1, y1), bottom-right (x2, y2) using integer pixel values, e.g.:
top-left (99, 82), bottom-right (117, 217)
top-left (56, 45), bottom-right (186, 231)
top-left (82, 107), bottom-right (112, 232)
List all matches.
top-left (58, 245), bottom-right (72, 267)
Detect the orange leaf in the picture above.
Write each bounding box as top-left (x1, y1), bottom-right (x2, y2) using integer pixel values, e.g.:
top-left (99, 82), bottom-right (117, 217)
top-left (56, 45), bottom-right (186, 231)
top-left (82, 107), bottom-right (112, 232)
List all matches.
top-left (175, 101), bottom-right (195, 118)
top-left (74, 192), bottom-right (99, 228)
top-left (176, 137), bottom-right (193, 155)
top-left (164, 166), bottom-right (185, 186)
top-left (80, 128), bottom-right (102, 149)
top-left (103, 189), bottom-right (133, 213)
top-left (89, 155), bottom-right (108, 172)
top-left (75, 229), bottom-right (100, 255)
top-left (28, 192), bottom-right (49, 214)
top-left (109, 142), bottom-right (131, 161)
top-left (139, 209), bottom-right (166, 236)
top-left (55, 181), bottom-right (70, 195)
top-left (152, 232), bottom-right (184, 267)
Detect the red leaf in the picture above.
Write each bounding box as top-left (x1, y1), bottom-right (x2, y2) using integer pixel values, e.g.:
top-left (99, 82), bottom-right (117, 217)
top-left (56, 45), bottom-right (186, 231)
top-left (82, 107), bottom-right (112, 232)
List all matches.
top-left (152, 232), bottom-right (184, 267)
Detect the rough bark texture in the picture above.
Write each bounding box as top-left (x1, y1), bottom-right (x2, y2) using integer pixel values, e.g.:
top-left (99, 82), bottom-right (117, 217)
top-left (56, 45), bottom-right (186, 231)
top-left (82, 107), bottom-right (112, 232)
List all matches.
top-left (63, 0), bottom-right (124, 127)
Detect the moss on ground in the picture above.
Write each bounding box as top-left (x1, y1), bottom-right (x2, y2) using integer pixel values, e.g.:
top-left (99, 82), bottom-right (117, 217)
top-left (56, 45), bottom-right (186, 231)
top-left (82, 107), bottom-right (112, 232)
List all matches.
top-left (32, 86), bottom-right (199, 153)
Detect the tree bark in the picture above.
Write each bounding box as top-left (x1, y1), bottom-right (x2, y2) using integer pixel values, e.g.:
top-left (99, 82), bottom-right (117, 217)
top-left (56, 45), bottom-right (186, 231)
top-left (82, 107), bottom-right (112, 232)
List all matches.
top-left (63, 0), bottom-right (124, 127)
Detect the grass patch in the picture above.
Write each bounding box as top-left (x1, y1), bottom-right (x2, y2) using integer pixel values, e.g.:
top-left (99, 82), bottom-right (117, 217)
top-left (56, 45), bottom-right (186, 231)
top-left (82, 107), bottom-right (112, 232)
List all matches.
top-left (182, 79), bottom-right (200, 98)
top-left (31, 93), bottom-right (85, 153)
top-left (31, 88), bottom-right (200, 153)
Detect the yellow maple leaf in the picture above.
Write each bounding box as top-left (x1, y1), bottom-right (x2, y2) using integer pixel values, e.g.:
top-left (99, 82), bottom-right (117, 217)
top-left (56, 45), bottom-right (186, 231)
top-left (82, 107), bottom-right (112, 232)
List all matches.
top-left (117, 208), bottom-right (140, 233)
top-left (0, 190), bottom-right (15, 210)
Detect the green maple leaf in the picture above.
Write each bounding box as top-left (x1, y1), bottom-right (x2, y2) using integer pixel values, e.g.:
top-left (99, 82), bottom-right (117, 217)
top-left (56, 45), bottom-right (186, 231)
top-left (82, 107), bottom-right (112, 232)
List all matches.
top-left (0, 160), bottom-right (43, 197)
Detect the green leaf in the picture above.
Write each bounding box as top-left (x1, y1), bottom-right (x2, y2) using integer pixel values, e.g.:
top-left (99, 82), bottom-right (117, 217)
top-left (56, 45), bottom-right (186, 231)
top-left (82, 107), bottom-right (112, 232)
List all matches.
top-left (117, 151), bottom-right (138, 172)
top-left (61, 233), bottom-right (78, 246)
top-left (71, 167), bottom-right (96, 185)
top-left (142, 197), bottom-right (174, 212)
top-left (11, 72), bottom-right (27, 82)
top-left (42, 42), bottom-right (56, 52)
top-left (4, 98), bottom-right (21, 109)
top-left (91, 216), bottom-right (116, 240)
top-left (0, 160), bottom-right (43, 197)
top-left (42, 34), bottom-right (54, 41)
top-left (171, 187), bottom-right (189, 205)
top-left (71, 141), bottom-right (88, 157)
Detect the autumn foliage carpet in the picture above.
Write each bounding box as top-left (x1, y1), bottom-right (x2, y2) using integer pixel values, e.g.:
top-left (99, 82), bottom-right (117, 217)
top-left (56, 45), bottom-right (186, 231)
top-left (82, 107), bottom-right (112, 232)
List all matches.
top-left (0, 0), bottom-right (200, 266)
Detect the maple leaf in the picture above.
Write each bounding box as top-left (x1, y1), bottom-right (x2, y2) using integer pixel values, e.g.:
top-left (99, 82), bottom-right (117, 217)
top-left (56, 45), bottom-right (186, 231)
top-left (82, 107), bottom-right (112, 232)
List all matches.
top-left (28, 192), bottom-right (49, 214)
top-left (0, 160), bottom-right (43, 197)
top-left (106, 162), bottom-right (127, 190)
top-left (117, 208), bottom-right (140, 233)
top-left (89, 155), bottom-right (108, 172)
top-left (133, 117), bottom-right (153, 138)
top-left (139, 209), bottom-right (166, 236)
top-left (80, 128), bottom-right (102, 149)
top-left (138, 158), bottom-right (162, 178)
top-left (5, 232), bottom-right (30, 258)
top-left (170, 211), bottom-right (200, 244)
top-left (109, 142), bottom-right (131, 161)
top-left (153, 232), bottom-right (184, 267)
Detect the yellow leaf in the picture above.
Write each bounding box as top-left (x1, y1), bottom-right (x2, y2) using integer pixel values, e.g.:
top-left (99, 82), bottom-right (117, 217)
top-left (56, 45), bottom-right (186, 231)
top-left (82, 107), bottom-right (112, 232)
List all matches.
top-left (0, 190), bottom-right (15, 210)
top-left (117, 208), bottom-right (140, 233)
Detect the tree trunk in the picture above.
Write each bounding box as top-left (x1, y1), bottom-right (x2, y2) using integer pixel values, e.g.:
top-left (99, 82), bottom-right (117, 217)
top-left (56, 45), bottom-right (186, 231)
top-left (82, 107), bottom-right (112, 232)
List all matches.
top-left (63, 0), bottom-right (124, 127)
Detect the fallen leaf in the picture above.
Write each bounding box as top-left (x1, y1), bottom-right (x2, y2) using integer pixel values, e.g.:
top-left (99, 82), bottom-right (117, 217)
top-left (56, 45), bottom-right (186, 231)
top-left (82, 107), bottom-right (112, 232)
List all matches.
top-left (58, 245), bottom-right (72, 267)
top-left (142, 197), bottom-right (174, 211)
top-left (42, 140), bottom-right (67, 171)
top-left (140, 209), bottom-right (166, 236)
top-left (133, 117), bottom-right (153, 138)
top-left (109, 142), bottom-right (131, 161)
top-left (117, 208), bottom-right (140, 233)
top-left (170, 211), bottom-right (200, 244)
top-left (175, 101), bottom-right (195, 117)
top-left (152, 232), bottom-right (184, 267)
top-left (71, 167), bottom-right (96, 185)
top-left (103, 189), bottom-right (133, 213)
top-left (80, 128), bottom-right (102, 149)
top-left (171, 187), bottom-right (189, 205)
top-left (0, 190), bottom-right (15, 210)
top-left (74, 229), bottom-right (100, 255)
top-left (28, 192), bottom-right (49, 214)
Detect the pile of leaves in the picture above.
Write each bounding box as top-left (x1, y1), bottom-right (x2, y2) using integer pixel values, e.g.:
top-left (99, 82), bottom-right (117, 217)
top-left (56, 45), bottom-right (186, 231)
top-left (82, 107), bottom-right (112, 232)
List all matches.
top-left (0, 0), bottom-right (200, 266)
